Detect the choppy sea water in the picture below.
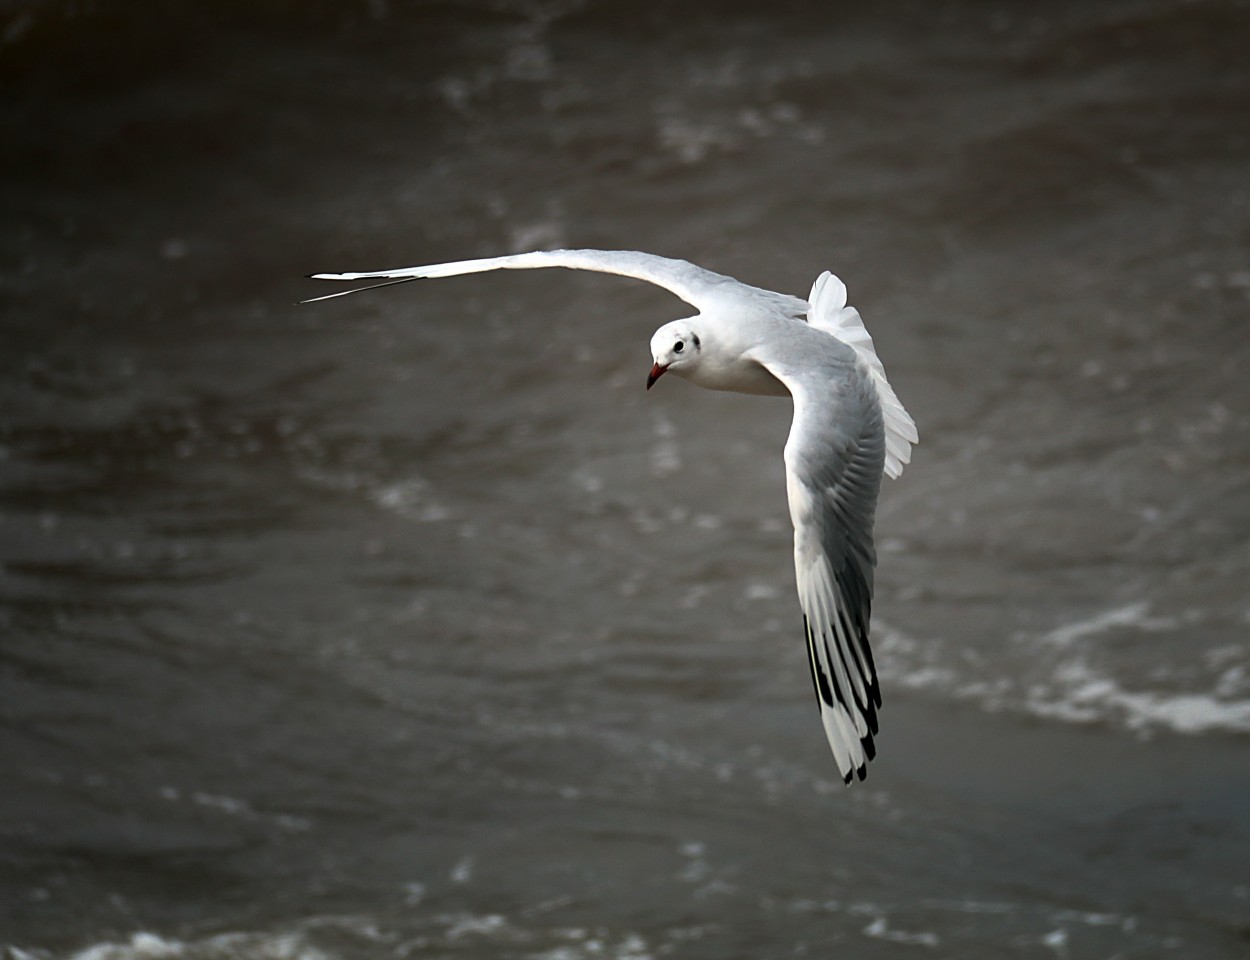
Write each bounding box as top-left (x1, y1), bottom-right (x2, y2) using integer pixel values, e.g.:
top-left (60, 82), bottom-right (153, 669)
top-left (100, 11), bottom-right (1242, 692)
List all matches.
top-left (3, 1), bottom-right (1250, 957)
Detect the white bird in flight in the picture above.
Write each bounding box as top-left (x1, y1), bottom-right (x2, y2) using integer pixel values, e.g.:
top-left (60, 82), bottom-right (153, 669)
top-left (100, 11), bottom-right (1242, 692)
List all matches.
top-left (305, 249), bottom-right (917, 784)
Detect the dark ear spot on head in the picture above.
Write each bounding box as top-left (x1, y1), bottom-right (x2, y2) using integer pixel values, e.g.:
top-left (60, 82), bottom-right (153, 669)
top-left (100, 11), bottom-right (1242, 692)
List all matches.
top-left (691, 333), bottom-right (701, 348)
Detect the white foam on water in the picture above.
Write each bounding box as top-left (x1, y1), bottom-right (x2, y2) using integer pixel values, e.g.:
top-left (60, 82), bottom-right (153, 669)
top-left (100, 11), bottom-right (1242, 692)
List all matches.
top-left (1041, 928), bottom-right (1068, 952)
top-left (12, 914), bottom-right (662, 960)
top-left (788, 896), bottom-right (1148, 955)
top-left (872, 612), bottom-right (1250, 737)
top-left (861, 915), bottom-right (940, 948)
top-left (1026, 657), bottom-right (1250, 734)
top-left (1038, 602), bottom-right (1173, 647)
top-left (53, 928), bottom-right (339, 960)
top-left (371, 478), bottom-right (452, 523)
top-left (444, 913), bottom-right (506, 940)
top-left (449, 855), bottom-right (475, 885)
top-left (155, 787), bottom-right (311, 834)
top-left (69, 934), bottom-right (181, 960)
top-left (293, 464), bottom-right (452, 523)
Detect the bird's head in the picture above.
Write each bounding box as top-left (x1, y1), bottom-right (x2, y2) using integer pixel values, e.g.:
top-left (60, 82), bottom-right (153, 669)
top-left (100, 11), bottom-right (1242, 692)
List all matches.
top-left (647, 320), bottom-right (703, 390)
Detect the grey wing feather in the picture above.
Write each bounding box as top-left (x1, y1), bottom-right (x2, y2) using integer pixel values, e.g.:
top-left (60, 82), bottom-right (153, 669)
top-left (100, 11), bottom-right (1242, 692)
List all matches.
top-left (305, 248), bottom-right (773, 312)
top-left (758, 342), bottom-right (886, 783)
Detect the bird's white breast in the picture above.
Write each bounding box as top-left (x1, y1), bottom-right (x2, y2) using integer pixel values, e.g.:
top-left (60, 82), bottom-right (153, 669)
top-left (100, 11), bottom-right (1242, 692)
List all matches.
top-left (683, 356), bottom-right (791, 396)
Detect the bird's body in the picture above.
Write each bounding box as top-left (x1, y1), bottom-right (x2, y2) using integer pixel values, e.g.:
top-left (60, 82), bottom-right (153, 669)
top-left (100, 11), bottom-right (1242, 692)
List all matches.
top-left (307, 249), bottom-right (916, 783)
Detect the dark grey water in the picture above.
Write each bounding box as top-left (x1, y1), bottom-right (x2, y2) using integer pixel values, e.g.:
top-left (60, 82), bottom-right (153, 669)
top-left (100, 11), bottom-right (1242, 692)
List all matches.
top-left (3, 1), bottom-right (1250, 957)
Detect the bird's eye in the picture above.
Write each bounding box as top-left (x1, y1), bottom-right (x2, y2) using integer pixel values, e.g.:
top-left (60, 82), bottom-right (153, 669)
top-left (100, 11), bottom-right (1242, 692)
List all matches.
top-left (674, 341), bottom-right (684, 353)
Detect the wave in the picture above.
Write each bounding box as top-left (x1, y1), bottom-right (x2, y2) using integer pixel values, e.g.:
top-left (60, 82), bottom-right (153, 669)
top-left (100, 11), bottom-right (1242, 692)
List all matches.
top-left (876, 602), bottom-right (1250, 737)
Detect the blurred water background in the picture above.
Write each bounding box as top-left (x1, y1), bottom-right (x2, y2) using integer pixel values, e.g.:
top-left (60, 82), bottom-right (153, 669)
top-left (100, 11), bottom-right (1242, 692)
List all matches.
top-left (3, 1), bottom-right (1250, 957)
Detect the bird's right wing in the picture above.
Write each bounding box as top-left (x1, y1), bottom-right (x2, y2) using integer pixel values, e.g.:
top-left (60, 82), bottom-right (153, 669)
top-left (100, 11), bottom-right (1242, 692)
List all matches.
top-left (304, 248), bottom-right (752, 313)
top-left (757, 347), bottom-right (886, 783)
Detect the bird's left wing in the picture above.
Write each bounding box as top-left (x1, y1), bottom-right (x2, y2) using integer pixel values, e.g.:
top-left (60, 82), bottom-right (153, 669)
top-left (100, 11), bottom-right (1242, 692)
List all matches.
top-left (757, 347), bottom-right (886, 784)
top-left (806, 272), bottom-right (917, 480)
top-left (304, 248), bottom-right (755, 313)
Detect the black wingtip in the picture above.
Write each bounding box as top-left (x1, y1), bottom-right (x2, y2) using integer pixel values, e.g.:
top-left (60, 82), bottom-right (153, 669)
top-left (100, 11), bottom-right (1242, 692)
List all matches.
top-left (298, 275), bottom-right (420, 305)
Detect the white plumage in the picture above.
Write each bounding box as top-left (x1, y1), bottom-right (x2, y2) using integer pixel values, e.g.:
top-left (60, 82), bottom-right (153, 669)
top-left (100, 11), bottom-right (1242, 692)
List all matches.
top-left (307, 249), bottom-right (916, 783)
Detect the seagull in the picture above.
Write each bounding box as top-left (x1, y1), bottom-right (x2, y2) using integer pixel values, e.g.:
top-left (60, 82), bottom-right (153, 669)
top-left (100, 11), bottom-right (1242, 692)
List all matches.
top-left (305, 250), bottom-right (917, 783)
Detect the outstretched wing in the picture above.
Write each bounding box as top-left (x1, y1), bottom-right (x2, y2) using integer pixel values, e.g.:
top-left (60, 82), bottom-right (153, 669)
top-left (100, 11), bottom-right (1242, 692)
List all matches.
top-left (305, 248), bottom-right (767, 313)
top-left (759, 345), bottom-right (886, 783)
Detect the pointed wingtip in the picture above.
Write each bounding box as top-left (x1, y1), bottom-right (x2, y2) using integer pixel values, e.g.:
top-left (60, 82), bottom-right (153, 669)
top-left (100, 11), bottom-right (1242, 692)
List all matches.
top-left (299, 275), bottom-right (420, 304)
top-left (840, 758), bottom-right (869, 786)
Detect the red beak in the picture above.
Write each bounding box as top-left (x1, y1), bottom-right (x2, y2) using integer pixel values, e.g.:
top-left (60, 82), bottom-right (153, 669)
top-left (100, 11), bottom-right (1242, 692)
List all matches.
top-left (646, 362), bottom-right (668, 390)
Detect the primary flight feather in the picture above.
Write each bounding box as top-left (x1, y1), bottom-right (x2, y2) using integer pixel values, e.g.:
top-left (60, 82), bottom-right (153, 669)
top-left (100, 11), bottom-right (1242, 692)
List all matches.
top-left (306, 249), bottom-right (917, 783)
